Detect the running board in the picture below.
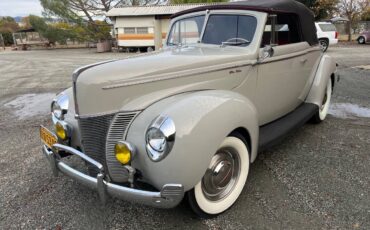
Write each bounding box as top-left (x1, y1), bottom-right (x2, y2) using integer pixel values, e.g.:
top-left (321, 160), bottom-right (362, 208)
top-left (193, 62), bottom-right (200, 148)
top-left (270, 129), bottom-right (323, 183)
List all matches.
top-left (258, 103), bottom-right (319, 152)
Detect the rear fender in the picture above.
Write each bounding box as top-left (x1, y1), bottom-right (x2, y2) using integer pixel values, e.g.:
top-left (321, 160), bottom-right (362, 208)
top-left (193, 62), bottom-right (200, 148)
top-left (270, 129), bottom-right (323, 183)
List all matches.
top-left (305, 54), bottom-right (336, 106)
top-left (125, 90), bottom-right (259, 191)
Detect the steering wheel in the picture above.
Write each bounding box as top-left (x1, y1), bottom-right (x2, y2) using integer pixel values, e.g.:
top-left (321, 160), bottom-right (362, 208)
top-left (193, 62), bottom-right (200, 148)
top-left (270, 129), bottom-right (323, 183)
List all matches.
top-left (221, 37), bottom-right (251, 47)
top-left (224, 37), bottom-right (250, 44)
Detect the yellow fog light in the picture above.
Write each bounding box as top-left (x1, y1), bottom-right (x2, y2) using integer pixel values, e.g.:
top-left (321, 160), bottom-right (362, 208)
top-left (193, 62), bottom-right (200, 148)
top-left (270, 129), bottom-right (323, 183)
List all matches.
top-left (115, 141), bottom-right (135, 165)
top-left (55, 121), bottom-right (68, 140)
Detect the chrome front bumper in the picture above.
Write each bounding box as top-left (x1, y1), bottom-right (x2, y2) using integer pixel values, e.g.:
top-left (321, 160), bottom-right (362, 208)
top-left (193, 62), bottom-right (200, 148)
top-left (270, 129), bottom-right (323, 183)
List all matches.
top-left (42, 144), bottom-right (184, 208)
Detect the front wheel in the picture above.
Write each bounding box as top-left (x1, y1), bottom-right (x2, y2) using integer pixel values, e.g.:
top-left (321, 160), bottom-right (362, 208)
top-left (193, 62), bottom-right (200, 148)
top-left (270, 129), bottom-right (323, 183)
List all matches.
top-left (311, 78), bottom-right (332, 123)
top-left (187, 133), bottom-right (250, 218)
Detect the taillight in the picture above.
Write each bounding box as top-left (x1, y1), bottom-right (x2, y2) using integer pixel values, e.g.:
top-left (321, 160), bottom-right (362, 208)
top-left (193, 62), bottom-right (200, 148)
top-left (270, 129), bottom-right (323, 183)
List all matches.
top-left (335, 32), bottom-right (338, 39)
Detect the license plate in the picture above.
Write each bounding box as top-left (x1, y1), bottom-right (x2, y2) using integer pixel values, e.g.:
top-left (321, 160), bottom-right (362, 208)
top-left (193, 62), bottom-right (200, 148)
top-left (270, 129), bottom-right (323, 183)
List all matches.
top-left (40, 126), bottom-right (57, 148)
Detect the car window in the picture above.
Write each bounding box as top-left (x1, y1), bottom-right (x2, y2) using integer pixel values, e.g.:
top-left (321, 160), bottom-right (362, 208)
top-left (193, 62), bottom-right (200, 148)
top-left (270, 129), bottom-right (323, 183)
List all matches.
top-left (167, 15), bottom-right (205, 46)
top-left (202, 15), bottom-right (257, 47)
top-left (261, 13), bottom-right (303, 47)
top-left (319, 24), bottom-right (336, 32)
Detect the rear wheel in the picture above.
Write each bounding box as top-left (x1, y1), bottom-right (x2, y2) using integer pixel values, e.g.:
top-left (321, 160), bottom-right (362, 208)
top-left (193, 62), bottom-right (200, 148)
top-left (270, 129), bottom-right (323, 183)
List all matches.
top-left (358, 36), bottom-right (366, 44)
top-left (311, 78), bottom-right (332, 123)
top-left (187, 133), bottom-right (250, 218)
top-left (319, 39), bottom-right (329, 52)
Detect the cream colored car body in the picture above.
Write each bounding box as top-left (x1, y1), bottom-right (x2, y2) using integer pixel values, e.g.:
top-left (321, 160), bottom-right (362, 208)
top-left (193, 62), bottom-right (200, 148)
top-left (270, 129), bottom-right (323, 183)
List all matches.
top-left (60, 10), bottom-right (336, 191)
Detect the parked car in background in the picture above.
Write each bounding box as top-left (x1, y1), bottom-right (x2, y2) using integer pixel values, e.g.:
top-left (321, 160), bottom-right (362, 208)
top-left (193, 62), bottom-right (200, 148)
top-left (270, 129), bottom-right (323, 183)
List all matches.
top-left (315, 22), bottom-right (338, 52)
top-left (358, 31), bottom-right (370, 44)
top-left (40, 0), bottom-right (337, 218)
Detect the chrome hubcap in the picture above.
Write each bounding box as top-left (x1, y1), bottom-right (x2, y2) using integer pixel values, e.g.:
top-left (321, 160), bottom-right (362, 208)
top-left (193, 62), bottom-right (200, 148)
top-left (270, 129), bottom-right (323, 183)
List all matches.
top-left (202, 147), bottom-right (240, 201)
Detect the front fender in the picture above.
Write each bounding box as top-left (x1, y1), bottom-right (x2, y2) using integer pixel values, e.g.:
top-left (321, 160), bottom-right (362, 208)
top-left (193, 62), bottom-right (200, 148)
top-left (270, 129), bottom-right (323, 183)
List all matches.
top-left (126, 90), bottom-right (258, 191)
top-left (305, 54), bottom-right (336, 106)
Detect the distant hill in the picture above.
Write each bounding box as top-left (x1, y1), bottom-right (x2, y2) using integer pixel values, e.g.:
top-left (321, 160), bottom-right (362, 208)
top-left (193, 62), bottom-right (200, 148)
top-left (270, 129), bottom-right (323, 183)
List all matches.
top-left (0, 16), bottom-right (22, 22)
top-left (13, 16), bottom-right (23, 23)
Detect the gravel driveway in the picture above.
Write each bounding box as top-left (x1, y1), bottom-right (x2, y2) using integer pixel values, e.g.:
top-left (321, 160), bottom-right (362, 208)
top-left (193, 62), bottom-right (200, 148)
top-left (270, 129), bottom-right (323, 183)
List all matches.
top-left (0, 45), bottom-right (369, 229)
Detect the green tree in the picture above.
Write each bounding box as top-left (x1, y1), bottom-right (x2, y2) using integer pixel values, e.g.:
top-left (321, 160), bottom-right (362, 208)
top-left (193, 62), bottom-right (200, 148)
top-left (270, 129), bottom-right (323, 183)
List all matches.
top-left (29, 15), bottom-right (69, 44)
top-left (314, 0), bottom-right (339, 20)
top-left (0, 17), bottom-right (20, 45)
top-left (40, 0), bottom-right (122, 41)
top-left (21, 16), bottom-right (32, 29)
top-left (296, 0), bottom-right (339, 20)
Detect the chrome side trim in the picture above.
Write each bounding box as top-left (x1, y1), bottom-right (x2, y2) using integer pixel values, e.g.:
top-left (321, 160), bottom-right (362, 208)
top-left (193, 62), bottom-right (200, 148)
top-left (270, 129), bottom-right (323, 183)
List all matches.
top-left (102, 60), bottom-right (254, 90)
top-left (42, 144), bottom-right (184, 208)
top-left (258, 47), bottom-right (321, 65)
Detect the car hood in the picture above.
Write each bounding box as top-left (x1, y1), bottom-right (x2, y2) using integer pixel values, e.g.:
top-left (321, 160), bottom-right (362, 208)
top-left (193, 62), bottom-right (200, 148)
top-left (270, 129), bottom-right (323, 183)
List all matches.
top-left (75, 46), bottom-right (256, 116)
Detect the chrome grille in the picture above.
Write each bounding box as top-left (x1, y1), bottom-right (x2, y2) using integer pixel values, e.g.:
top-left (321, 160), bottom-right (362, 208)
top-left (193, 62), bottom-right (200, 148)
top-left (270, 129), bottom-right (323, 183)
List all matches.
top-left (105, 112), bottom-right (139, 182)
top-left (79, 114), bottom-right (115, 175)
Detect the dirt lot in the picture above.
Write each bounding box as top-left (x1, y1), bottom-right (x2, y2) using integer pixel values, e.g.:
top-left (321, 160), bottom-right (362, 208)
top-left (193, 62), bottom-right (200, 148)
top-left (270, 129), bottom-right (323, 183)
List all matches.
top-left (0, 45), bottom-right (369, 229)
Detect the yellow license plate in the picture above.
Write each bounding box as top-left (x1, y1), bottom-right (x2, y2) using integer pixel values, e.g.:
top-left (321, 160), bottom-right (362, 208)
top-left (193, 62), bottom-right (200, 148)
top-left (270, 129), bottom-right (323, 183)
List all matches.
top-left (40, 126), bottom-right (57, 148)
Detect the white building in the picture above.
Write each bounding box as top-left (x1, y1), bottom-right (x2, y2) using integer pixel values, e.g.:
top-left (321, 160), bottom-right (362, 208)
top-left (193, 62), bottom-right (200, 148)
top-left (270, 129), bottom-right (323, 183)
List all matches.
top-left (107, 4), bottom-right (210, 51)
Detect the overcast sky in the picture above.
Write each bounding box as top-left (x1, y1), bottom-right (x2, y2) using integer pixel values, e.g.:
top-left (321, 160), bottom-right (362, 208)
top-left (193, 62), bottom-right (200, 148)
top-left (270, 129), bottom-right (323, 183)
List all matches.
top-left (0, 0), bottom-right (43, 17)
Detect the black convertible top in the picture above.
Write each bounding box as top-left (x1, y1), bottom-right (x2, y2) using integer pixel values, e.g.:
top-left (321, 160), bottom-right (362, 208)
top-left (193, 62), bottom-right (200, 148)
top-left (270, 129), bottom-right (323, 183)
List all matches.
top-left (171, 0), bottom-right (318, 45)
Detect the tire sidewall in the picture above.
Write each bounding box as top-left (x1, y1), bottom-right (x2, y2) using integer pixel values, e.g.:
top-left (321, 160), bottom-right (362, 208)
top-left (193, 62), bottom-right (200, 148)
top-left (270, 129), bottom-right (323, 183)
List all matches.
top-left (319, 78), bottom-right (332, 121)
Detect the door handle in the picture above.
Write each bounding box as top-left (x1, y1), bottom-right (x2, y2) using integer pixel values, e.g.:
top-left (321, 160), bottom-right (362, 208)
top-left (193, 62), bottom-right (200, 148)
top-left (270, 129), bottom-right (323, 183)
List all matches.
top-left (300, 59), bottom-right (307, 64)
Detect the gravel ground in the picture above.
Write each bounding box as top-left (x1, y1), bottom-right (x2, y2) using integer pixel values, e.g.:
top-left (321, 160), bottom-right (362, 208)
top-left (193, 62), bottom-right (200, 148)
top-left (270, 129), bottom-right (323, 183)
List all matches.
top-left (0, 45), bottom-right (369, 229)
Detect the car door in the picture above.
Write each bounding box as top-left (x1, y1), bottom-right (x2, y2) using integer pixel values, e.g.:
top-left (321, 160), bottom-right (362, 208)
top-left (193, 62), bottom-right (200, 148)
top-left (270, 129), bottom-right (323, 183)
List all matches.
top-left (256, 13), bottom-right (317, 125)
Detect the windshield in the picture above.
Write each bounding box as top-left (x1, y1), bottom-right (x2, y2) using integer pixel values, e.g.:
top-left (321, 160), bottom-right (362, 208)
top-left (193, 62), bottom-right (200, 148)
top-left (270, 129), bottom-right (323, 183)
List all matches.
top-left (168, 14), bottom-right (257, 47)
top-left (202, 15), bottom-right (257, 46)
top-left (167, 15), bottom-right (205, 46)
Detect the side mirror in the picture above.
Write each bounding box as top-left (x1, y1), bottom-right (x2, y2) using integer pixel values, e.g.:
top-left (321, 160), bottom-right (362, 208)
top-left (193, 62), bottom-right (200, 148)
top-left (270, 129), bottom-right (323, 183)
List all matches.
top-left (261, 45), bottom-right (274, 60)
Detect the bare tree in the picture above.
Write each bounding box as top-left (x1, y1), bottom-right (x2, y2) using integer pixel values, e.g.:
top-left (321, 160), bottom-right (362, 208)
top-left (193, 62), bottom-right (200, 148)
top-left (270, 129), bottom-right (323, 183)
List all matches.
top-left (41, 0), bottom-right (163, 39)
top-left (41, 0), bottom-right (122, 24)
top-left (337, 0), bottom-right (369, 41)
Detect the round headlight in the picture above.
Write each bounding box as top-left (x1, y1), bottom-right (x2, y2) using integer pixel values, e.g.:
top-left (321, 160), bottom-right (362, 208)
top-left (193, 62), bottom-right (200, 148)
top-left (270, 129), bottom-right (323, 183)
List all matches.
top-left (146, 116), bottom-right (175, 162)
top-left (147, 128), bottom-right (167, 152)
top-left (51, 101), bottom-right (62, 119)
top-left (51, 93), bottom-right (69, 121)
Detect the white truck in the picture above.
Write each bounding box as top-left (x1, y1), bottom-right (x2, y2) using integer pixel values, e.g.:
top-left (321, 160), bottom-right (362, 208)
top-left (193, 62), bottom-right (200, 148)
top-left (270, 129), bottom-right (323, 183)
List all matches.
top-left (315, 22), bottom-right (338, 52)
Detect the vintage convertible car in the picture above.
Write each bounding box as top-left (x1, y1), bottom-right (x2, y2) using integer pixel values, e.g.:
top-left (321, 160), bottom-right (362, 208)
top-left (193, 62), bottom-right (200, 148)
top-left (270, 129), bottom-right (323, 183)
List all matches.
top-left (40, 0), bottom-right (337, 218)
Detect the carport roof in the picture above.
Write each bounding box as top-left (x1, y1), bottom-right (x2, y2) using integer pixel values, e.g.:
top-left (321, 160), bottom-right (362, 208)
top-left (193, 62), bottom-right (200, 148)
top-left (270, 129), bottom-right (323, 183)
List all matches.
top-left (107, 3), bottom-right (214, 17)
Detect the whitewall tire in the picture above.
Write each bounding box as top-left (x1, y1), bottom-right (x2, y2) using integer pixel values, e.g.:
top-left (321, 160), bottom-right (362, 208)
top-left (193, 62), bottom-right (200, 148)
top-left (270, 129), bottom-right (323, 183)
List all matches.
top-left (187, 133), bottom-right (250, 218)
top-left (312, 78), bottom-right (332, 123)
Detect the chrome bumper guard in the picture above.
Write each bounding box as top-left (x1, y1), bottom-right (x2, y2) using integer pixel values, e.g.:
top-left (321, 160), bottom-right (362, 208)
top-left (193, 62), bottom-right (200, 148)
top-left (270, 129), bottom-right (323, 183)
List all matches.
top-left (42, 144), bottom-right (184, 208)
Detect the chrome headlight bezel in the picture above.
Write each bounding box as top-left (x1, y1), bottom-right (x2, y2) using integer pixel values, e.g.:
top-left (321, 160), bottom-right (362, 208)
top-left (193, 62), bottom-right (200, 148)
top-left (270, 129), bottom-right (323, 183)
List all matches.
top-left (145, 115), bottom-right (176, 162)
top-left (51, 93), bottom-right (69, 122)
